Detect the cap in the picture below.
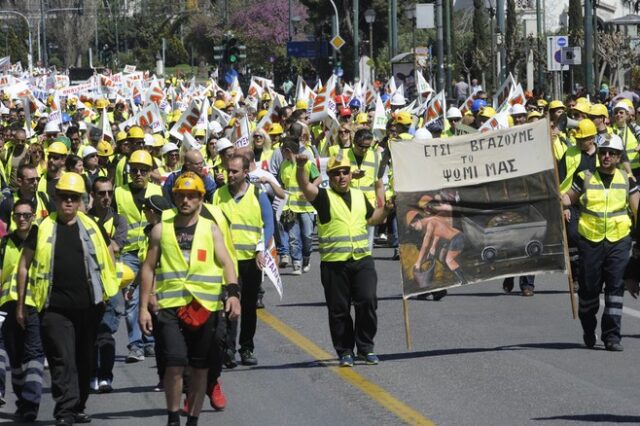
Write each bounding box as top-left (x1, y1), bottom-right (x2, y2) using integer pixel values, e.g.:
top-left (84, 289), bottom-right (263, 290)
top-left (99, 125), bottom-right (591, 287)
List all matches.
top-left (142, 195), bottom-right (172, 213)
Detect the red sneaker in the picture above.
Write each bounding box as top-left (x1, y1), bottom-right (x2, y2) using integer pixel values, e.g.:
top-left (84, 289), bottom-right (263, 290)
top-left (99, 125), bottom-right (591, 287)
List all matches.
top-left (209, 381), bottom-right (226, 411)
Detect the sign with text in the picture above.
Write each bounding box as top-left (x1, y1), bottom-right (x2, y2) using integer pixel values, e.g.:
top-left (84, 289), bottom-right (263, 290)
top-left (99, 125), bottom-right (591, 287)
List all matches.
top-left (389, 119), bottom-right (567, 298)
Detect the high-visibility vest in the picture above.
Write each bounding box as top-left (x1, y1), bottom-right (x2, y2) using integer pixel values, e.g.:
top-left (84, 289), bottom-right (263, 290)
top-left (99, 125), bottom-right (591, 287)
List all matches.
top-left (279, 160), bottom-right (315, 213)
top-left (257, 148), bottom-right (274, 171)
top-left (615, 125), bottom-right (640, 169)
top-left (29, 212), bottom-right (118, 311)
top-left (155, 213), bottom-right (224, 312)
top-left (213, 183), bottom-right (263, 261)
top-left (345, 148), bottom-right (380, 205)
top-left (316, 188), bottom-right (370, 262)
top-left (578, 169), bottom-right (631, 243)
top-left (115, 183), bottom-right (162, 253)
top-left (559, 146), bottom-right (599, 194)
top-left (0, 235), bottom-right (35, 307)
top-left (200, 204), bottom-right (238, 276)
top-left (5, 192), bottom-right (49, 233)
top-left (114, 156), bottom-right (128, 188)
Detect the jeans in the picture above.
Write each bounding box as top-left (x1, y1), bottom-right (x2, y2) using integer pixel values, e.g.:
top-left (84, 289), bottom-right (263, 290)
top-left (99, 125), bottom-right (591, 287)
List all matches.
top-left (95, 292), bottom-right (123, 381)
top-left (122, 252), bottom-right (154, 351)
top-left (285, 212), bottom-right (314, 265)
top-left (275, 214), bottom-right (289, 257)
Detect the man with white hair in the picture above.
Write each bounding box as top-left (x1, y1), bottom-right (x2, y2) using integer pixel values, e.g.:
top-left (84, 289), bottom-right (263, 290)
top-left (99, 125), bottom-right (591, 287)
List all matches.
top-left (163, 149), bottom-right (217, 204)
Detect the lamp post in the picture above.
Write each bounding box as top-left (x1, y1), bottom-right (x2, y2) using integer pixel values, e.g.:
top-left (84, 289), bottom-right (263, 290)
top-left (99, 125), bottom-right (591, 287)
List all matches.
top-left (403, 4), bottom-right (417, 74)
top-left (364, 8), bottom-right (376, 83)
top-left (486, 0), bottom-right (496, 92)
top-left (0, 11), bottom-right (33, 74)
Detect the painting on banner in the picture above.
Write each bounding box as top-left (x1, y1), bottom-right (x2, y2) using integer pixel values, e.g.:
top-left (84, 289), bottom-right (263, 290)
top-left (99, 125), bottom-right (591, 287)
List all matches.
top-left (389, 119), bottom-right (567, 298)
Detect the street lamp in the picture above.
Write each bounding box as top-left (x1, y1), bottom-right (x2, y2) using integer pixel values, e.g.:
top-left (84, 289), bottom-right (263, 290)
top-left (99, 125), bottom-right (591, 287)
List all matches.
top-left (403, 4), bottom-right (417, 73)
top-left (364, 8), bottom-right (376, 83)
top-left (0, 11), bottom-right (33, 74)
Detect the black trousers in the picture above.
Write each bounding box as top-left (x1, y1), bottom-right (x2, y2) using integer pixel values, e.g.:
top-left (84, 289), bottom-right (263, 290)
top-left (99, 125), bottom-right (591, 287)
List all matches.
top-left (40, 304), bottom-right (103, 421)
top-left (320, 256), bottom-right (378, 357)
top-left (577, 235), bottom-right (631, 344)
top-left (238, 259), bottom-right (261, 352)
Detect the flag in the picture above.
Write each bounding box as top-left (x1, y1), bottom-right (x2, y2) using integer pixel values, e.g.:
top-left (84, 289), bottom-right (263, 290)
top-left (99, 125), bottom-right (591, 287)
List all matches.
top-left (309, 75), bottom-right (337, 123)
top-left (493, 73), bottom-right (517, 112)
top-left (231, 115), bottom-right (251, 149)
top-left (415, 70), bottom-right (434, 104)
top-left (101, 109), bottom-right (114, 142)
top-left (478, 111), bottom-right (511, 132)
top-left (169, 99), bottom-right (202, 141)
top-left (423, 90), bottom-right (446, 126)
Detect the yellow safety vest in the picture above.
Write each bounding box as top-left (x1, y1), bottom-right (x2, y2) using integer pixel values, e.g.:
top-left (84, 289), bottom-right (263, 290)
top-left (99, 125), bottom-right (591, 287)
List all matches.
top-left (559, 146), bottom-right (599, 194)
top-left (0, 235), bottom-right (35, 307)
top-left (213, 183), bottom-right (263, 261)
top-left (257, 148), bottom-right (274, 171)
top-left (345, 148), bottom-right (380, 205)
top-left (615, 125), bottom-right (640, 169)
top-left (155, 212), bottom-right (224, 311)
top-left (114, 156), bottom-right (128, 188)
top-left (115, 183), bottom-right (162, 253)
top-left (317, 188), bottom-right (370, 262)
top-left (5, 192), bottom-right (49, 233)
top-left (578, 169), bottom-right (631, 243)
top-left (279, 160), bottom-right (315, 213)
top-left (29, 212), bottom-right (118, 311)
top-left (200, 204), bottom-right (238, 276)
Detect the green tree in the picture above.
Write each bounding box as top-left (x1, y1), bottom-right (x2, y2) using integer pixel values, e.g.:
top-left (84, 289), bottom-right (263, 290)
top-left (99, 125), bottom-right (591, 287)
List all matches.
top-left (505, 0), bottom-right (517, 73)
top-left (470, 0), bottom-right (491, 84)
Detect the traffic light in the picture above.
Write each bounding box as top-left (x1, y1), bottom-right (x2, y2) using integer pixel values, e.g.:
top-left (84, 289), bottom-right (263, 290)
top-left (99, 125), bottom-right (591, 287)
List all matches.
top-left (224, 38), bottom-right (247, 64)
top-left (213, 44), bottom-right (225, 62)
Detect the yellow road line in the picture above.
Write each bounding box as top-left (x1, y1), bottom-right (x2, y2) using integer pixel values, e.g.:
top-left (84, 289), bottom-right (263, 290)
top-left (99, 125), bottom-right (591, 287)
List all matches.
top-left (258, 310), bottom-right (435, 426)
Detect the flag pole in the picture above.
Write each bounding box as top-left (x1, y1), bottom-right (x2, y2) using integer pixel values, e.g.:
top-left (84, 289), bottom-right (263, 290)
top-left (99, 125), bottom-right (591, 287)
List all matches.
top-left (402, 296), bottom-right (413, 350)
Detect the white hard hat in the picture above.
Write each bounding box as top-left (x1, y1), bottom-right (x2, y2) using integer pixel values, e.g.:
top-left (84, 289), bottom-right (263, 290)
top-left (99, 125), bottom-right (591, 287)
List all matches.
top-left (216, 137), bottom-right (233, 152)
top-left (144, 133), bottom-right (156, 147)
top-left (78, 121), bottom-right (87, 131)
top-left (414, 128), bottom-right (433, 139)
top-left (82, 145), bottom-right (98, 158)
top-left (44, 121), bottom-right (60, 134)
top-left (390, 92), bottom-right (406, 106)
top-left (208, 120), bottom-right (223, 134)
top-left (446, 107), bottom-right (462, 119)
top-left (613, 101), bottom-right (630, 112)
top-left (599, 134), bottom-right (624, 152)
top-left (161, 142), bottom-right (179, 155)
top-left (510, 103), bottom-right (527, 115)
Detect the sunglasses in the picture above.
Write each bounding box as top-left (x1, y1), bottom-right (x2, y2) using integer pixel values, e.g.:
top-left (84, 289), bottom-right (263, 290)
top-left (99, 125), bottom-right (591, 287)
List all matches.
top-left (599, 149), bottom-right (620, 157)
top-left (96, 190), bottom-right (114, 196)
top-left (130, 167), bottom-right (150, 175)
top-left (339, 130), bottom-right (351, 134)
top-left (57, 193), bottom-right (81, 202)
top-left (166, 152), bottom-right (179, 157)
top-left (13, 212), bottom-right (33, 220)
top-left (49, 154), bottom-right (64, 161)
top-left (253, 134), bottom-right (264, 138)
top-left (329, 169), bottom-right (350, 176)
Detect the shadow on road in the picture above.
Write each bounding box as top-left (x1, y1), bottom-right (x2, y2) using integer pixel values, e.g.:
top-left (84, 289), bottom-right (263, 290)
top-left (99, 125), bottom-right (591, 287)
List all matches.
top-left (532, 414), bottom-right (640, 423)
top-left (91, 408), bottom-right (167, 420)
top-left (443, 290), bottom-right (568, 297)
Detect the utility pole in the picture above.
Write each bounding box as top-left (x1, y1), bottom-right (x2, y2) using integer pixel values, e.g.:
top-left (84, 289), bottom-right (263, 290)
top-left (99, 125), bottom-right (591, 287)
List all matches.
top-left (496, 0), bottom-right (506, 85)
top-left (353, 0), bottom-right (359, 81)
top-left (444, 0), bottom-right (453, 98)
top-left (436, 0), bottom-right (445, 92)
top-left (41, 0), bottom-right (47, 67)
top-left (536, 0), bottom-right (544, 91)
top-left (584, 0), bottom-right (594, 93)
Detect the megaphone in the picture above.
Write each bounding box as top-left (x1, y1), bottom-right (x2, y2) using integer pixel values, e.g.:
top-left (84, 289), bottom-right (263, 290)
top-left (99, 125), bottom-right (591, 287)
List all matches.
top-left (556, 113), bottom-right (579, 133)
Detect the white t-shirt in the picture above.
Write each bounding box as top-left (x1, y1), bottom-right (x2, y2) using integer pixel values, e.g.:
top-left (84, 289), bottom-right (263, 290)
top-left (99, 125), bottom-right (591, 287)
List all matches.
top-left (249, 167), bottom-right (281, 199)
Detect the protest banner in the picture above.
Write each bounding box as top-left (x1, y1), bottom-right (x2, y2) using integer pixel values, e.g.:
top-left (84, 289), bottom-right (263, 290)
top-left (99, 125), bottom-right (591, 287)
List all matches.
top-left (263, 250), bottom-right (283, 300)
top-left (390, 119), bottom-right (568, 298)
top-left (169, 99), bottom-right (201, 141)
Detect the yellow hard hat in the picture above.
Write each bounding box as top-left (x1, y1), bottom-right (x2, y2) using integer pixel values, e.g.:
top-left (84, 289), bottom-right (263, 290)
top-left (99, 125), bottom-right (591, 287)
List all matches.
top-left (97, 141), bottom-right (114, 157)
top-left (479, 106), bottom-right (497, 119)
top-left (194, 127), bottom-right (206, 137)
top-left (257, 110), bottom-right (268, 120)
top-left (55, 172), bottom-right (85, 194)
top-left (47, 142), bottom-right (69, 156)
top-left (549, 100), bottom-right (566, 110)
top-left (214, 100), bottom-right (227, 109)
top-left (618, 98), bottom-right (634, 111)
top-left (573, 102), bottom-right (592, 115)
top-left (356, 112), bottom-right (369, 124)
top-left (83, 101), bottom-right (93, 109)
top-left (95, 98), bottom-right (110, 110)
top-left (173, 171), bottom-right (205, 195)
top-left (127, 126), bottom-right (145, 140)
top-left (261, 92), bottom-right (272, 101)
top-left (118, 263), bottom-right (136, 289)
top-left (536, 99), bottom-right (548, 108)
top-left (588, 104), bottom-right (609, 118)
top-left (67, 97), bottom-right (77, 106)
top-left (268, 123), bottom-right (283, 135)
top-left (574, 119), bottom-right (597, 139)
top-left (129, 149), bottom-right (153, 167)
top-left (327, 153), bottom-right (351, 173)
top-left (295, 99), bottom-right (309, 110)
top-left (527, 110), bottom-right (542, 120)
top-left (115, 131), bottom-right (128, 143)
top-left (152, 133), bottom-right (165, 147)
top-left (576, 97), bottom-right (589, 104)
top-left (394, 111), bottom-right (412, 125)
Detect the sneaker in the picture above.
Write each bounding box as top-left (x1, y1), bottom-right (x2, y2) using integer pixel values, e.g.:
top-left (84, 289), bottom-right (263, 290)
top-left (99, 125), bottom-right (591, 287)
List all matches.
top-left (521, 287), bottom-right (534, 297)
top-left (302, 263), bottom-right (311, 273)
top-left (126, 348), bottom-right (145, 363)
top-left (392, 248), bottom-right (400, 260)
top-left (154, 380), bottom-right (164, 392)
top-left (502, 280), bottom-right (514, 293)
top-left (74, 412), bottom-right (92, 423)
top-left (256, 295), bottom-right (265, 309)
top-left (240, 349), bottom-right (258, 366)
top-left (208, 381), bottom-right (226, 411)
top-left (291, 265), bottom-right (302, 275)
top-left (20, 408), bottom-right (37, 422)
top-left (339, 354), bottom-right (354, 367)
top-left (223, 348), bottom-right (238, 369)
top-left (378, 233), bottom-right (387, 242)
top-left (605, 341), bottom-right (624, 352)
top-left (144, 345), bottom-right (156, 357)
top-left (89, 378), bottom-right (99, 391)
top-left (432, 290), bottom-right (448, 301)
top-left (583, 333), bottom-right (596, 348)
top-left (98, 379), bottom-right (113, 393)
top-left (279, 254), bottom-right (291, 268)
top-left (357, 352), bottom-right (380, 365)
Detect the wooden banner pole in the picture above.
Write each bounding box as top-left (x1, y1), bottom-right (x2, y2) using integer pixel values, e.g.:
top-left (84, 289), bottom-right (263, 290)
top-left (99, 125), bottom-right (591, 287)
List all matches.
top-left (403, 297), bottom-right (413, 350)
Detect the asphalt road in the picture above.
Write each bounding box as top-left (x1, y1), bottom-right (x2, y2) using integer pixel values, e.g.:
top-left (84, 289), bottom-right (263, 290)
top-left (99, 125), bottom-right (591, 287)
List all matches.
top-left (3, 246), bottom-right (640, 425)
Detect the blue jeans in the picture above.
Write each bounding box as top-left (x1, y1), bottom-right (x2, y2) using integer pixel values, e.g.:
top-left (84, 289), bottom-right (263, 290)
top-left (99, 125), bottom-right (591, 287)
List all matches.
top-left (285, 212), bottom-right (314, 264)
top-left (275, 213), bottom-right (289, 257)
top-left (122, 252), bottom-right (154, 351)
